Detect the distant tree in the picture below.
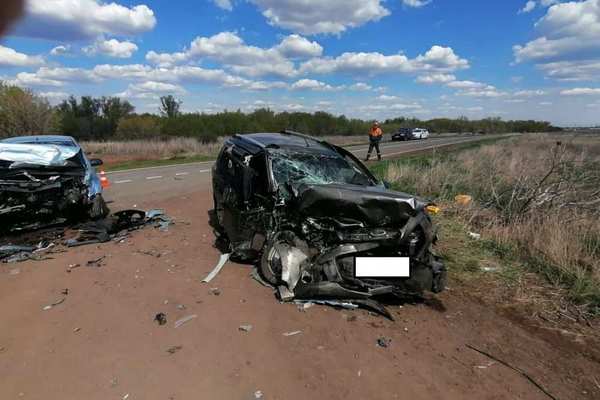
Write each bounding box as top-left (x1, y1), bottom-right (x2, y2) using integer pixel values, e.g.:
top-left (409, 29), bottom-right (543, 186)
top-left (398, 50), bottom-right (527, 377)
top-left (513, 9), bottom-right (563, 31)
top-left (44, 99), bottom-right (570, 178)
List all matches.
top-left (159, 95), bottom-right (181, 118)
top-left (0, 83), bottom-right (56, 138)
top-left (100, 96), bottom-right (134, 134)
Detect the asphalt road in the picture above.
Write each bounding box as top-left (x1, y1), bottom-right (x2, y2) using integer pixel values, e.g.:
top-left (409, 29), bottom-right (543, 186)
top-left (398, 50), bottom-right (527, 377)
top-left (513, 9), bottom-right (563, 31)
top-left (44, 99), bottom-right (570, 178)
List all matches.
top-left (104, 135), bottom-right (499, 207)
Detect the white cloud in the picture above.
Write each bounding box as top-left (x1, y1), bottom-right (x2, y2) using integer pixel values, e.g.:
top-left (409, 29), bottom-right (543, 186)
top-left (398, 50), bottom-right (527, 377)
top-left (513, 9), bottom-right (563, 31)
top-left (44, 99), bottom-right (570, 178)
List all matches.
top-left (7, 72), bottom-right (63, 87)
top-left (513, 89), bottom-right (546, 97)
top-left (348, 82), bottom-right (373, 91)
top-left (249, 0), bottom-right (390, 35)
top-left (16, 0), bottom-right (157, 41)
top-left (117, 81), bottom-right (187, 99)
top-left (146, 31), bottom-right (300, 78)
top-left (84, 39), bottom-right (138, 58)
top-left (300, 46), bottom-right (468, 75)
top-left (560, 87), bottom-right (600, 95)
top-left (7, 66), bottom-right (100, 87)
top-left (416, 73), bottom-right (456, 84)
top-left (402, 0), bottom-right (431, 8)
top-left (538, 60), bottom-right (600, 81)
top-left (38, 91), bottom-right (69, 100)
top-left (275, 34), bottom-right (323, 58)
top-left (0, 45), bottom-right (44, 67)
top-left (291, 79), bottom-right (335, 91)
top-left (456, 88), bottom-right (506, 98)
top-left (50, 45), bottom-right (70, 56)
top-left (213, 0), bottom-right (233, 11)
top-left (446, 80), bottom-right (491, 89)
top-left (378, 94), bottom-right (400, 101)
top-left (514, 0), bottom-right (600, 70)
top-left (519, 1), bottom-right (536, 14)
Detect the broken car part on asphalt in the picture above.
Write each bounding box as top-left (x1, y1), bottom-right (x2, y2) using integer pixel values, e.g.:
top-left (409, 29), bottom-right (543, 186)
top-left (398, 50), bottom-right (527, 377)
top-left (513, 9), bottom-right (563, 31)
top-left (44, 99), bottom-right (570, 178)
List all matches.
top-left (210, 131), bottom-right (447, 318)
top-left (1, 208), bottom-right (173, 264)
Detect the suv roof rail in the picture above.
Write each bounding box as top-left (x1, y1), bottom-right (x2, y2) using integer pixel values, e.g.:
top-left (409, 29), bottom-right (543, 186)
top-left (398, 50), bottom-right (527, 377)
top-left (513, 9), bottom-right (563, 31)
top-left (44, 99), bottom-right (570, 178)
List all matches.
top-left (279, 129), bottom-right (326, 145)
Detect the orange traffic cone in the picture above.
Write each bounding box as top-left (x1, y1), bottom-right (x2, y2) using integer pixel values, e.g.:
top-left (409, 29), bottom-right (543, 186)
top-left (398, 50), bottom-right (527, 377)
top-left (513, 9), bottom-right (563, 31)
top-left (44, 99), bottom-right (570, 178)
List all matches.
top-left (99, 170), bottom-right (110, 189)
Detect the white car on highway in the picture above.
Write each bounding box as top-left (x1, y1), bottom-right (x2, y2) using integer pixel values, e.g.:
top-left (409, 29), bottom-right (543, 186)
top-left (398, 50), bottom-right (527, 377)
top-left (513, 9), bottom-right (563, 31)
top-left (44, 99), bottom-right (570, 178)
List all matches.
top-left (412, 128), bottom-right (430, 139)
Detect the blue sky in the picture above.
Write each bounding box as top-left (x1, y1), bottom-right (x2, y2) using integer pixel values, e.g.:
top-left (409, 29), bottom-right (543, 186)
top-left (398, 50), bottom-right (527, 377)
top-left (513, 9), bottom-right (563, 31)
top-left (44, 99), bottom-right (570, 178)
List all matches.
top-left (1, 0), bottom-right (600, 126)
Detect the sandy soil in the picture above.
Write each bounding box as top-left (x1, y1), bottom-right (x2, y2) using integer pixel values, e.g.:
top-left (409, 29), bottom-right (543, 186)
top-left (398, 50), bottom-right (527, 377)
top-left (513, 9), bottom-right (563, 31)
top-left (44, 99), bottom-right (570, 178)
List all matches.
top-left (1, 189), bottom-right (598, 400)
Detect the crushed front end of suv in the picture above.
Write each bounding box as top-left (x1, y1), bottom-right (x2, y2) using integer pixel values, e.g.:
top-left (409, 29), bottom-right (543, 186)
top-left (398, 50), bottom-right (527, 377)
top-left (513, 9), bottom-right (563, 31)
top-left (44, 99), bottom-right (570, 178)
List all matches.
top-left (210, 131), bottom-right (446, 311)
top-left (0, 135), bottom-right (109, 234)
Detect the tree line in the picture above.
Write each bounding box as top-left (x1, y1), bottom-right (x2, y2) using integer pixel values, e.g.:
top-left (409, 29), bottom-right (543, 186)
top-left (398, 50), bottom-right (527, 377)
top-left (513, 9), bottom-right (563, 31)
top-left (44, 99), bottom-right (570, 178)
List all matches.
top-left (1, 82), bottom-right (560, 142)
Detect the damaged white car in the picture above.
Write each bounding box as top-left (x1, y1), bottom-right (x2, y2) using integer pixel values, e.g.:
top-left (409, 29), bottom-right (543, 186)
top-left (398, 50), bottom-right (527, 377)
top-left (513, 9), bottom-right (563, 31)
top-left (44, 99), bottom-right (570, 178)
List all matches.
top-left (0, 135), bottom-right (109, 233)
top-left (210, 131), bottom-right (446, 314)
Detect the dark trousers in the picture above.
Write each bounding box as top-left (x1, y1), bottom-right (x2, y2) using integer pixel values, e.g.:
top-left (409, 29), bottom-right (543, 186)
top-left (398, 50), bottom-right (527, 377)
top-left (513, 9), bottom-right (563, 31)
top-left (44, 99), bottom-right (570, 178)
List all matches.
top-left (366, 136), bottom-right (382, 159)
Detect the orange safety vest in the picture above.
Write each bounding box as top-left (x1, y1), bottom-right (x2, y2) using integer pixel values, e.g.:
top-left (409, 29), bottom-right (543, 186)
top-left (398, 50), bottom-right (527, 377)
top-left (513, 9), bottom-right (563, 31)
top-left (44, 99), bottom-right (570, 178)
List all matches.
top-left (369, 127), bottom-right (383, 138)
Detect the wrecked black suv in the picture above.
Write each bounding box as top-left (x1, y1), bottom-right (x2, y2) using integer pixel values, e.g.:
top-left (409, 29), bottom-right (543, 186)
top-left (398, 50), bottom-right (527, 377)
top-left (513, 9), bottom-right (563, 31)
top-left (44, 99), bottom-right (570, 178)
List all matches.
top-left (210, 131), bottom-right (446, 305)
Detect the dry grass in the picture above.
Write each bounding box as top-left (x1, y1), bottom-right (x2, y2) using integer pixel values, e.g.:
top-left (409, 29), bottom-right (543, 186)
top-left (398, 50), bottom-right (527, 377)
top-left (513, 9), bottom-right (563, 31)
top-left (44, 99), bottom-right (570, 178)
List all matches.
top-left (81, 137), bottom-right (225, 163)
top-left (383, 133), bottom-right (600, 313)
top-left (80, 135), bottom-right (366, 165)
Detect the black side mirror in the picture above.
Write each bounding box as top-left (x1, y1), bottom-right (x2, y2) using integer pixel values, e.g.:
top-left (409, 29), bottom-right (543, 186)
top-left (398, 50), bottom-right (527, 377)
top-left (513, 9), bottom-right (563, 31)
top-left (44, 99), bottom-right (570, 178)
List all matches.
top-left (90, 159), bottom-right (103, 167)
top-left (382, 180), bottom-right (392, 189)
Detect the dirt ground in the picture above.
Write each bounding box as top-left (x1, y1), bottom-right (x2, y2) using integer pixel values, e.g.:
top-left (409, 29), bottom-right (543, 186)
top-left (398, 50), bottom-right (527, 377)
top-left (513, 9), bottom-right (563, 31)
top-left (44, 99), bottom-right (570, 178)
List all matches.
top-left (1, 189), bottom-right (599, 400)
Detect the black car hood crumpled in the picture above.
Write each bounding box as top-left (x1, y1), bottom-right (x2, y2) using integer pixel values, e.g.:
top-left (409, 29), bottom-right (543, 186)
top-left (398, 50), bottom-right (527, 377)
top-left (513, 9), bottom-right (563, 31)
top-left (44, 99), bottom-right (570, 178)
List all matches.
top-left (295, 183), bottom-right (424, 227)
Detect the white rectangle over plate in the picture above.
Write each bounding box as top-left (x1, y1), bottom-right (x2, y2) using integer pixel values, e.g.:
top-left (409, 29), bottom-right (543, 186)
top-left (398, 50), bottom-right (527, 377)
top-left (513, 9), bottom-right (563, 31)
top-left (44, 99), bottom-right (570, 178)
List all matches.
top-left (354, 257), bottom-right (410, 278)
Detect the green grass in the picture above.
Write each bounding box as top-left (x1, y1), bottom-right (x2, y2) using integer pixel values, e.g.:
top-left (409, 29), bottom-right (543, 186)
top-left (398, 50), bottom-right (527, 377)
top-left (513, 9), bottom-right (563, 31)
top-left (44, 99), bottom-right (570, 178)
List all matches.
top-left (103, 154), bottom-right (215, 172)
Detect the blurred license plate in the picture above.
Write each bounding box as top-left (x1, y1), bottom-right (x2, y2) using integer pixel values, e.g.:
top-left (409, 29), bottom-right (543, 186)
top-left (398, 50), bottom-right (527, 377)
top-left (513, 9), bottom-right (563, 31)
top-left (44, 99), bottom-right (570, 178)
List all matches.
top-left (354, 257), bottom-right (410, 278)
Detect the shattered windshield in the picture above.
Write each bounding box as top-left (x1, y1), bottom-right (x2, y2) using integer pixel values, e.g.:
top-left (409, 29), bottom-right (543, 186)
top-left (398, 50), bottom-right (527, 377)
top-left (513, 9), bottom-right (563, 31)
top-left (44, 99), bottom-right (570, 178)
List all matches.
top-left (270, 149), bottom-right (374, 190)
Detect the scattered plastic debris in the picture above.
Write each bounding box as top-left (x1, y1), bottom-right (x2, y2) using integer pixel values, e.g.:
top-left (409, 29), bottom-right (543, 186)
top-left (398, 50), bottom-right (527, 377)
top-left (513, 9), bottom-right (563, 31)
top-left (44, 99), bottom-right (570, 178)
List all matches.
top-left (166, 345), bottom-right (183, 354)
top-left (239, 324), bottom-right (253, 332)
top-left (376, 337), bottom-right (391, 348)
top-left (154, 313), bottom-right (167, 326)
top-left (254, 390), bottom-right (264, 399)
top-left (282, 330), bottom-right (302, 337)
top-left (209, 288), bottom-right (221, 296)
top-left (455, 194), bottom-right (473, 206)
top-left (43, 297), bottom-right (66, 311)
top-left (174, 314), bottom-right (197, 328)
top-left (86, 256), bottom-right (105, 268)
top-left (468, 232), bottom-right (482, 240)
top-left (201, 253), bottom-right (231, 283)
top-left (66, 263), bottom-right (80, 273)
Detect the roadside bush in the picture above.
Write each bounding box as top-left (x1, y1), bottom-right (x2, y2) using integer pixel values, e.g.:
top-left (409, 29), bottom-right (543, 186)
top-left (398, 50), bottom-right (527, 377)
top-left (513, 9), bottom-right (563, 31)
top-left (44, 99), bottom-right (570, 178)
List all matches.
top-left (116, 115), bottom-right (161, 140)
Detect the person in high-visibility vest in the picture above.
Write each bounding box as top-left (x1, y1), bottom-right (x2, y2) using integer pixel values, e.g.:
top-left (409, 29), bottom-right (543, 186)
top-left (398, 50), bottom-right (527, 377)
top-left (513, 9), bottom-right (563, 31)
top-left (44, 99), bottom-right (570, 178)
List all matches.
top-left (365, 121), bottom-right (383, 161)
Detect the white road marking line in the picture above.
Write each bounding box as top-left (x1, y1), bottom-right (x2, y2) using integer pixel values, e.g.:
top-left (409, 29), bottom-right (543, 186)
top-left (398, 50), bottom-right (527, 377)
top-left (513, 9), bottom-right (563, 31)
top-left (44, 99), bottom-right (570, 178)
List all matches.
top-left (146, 176), bottom-right (163, 180)
top-left (175, 172), bottom-right (189, 176)
top-left (199, 169), bottom-right (211, 173)
top-left (115, 179), bottom-right (132, 184)
top-left (105, 160), bottom-right (215, 175)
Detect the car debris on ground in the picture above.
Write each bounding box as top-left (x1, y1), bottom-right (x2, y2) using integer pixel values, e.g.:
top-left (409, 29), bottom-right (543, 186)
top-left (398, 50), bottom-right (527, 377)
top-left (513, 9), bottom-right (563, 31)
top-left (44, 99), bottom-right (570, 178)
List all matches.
top-left (376, 337), bottom-right (391, 348)
top-left (209, 131), bottom-right (447, 319)
top-left (154, 313), bottom-right (167, 326)
top-left (1, 208), bottom-right (174, 264)
top-left (174, 314), bottom-right (197, 328)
